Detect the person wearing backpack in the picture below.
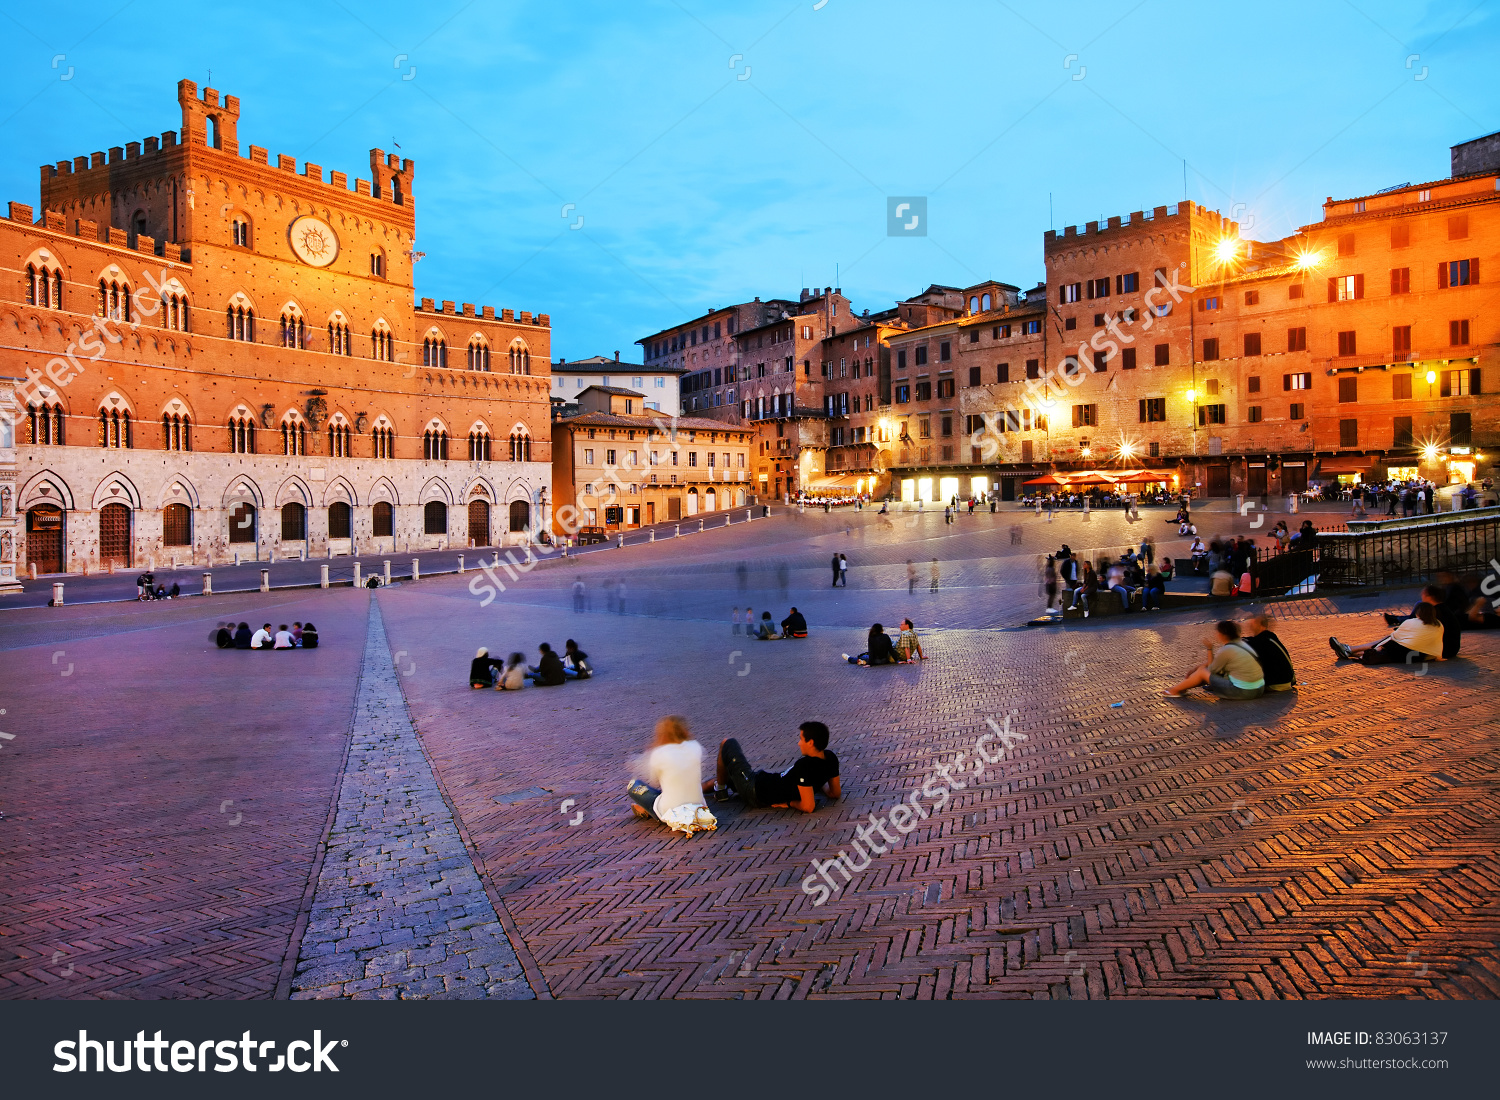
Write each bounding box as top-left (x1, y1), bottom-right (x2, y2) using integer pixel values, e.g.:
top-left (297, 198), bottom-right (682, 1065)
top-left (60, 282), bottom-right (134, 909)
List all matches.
top-left (1163, 620), bottom-right (1265, 699)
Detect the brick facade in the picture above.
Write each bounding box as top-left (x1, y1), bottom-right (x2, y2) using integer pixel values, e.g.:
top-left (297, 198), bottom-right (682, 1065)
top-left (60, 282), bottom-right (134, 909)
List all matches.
top-left (2, 80), bottom-right (552, 575)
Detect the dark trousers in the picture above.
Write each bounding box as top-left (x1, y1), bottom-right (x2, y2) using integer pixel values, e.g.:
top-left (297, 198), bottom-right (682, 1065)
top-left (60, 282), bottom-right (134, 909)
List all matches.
top-left (1143, 584), bottom-right (1165, 610)
top-left (1361, 640), bottom-right (1419, 665)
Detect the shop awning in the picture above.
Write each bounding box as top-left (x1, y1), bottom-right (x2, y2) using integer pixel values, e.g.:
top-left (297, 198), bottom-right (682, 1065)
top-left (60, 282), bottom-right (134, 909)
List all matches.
top-left (1317, 457), bottom-right (1375, 476)
top-left (806, 475), bottom-right (863, 492)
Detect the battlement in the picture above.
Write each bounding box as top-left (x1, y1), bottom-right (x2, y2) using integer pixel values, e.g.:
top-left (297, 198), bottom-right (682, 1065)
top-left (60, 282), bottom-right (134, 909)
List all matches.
top-left (1044, 202), bottom-right (1236, 249)
top-left (38, 79), bottom-right (415, 216)
top-left (415, 299), bottom-right (550, 327)
top-left (6, 199), bottom-right (188, 262)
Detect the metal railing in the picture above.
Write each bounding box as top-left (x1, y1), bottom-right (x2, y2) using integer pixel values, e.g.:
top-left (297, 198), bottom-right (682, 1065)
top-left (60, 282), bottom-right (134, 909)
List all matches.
top-left (1255, 512), bottom-right (1500, 591)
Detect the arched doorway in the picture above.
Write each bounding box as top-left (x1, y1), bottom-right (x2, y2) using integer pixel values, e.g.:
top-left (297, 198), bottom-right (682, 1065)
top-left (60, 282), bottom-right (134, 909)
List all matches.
top-left (99, 502), bottom-right (132, 568)
top-left (468, 500), bottom-right (490, 545)
top-left (424, 500), bottom-right (448, 535)
top-left (163, 503), bottom-right (192, 546)
top-left (328, 501), bottom-right (352, 539)
top-left (281, 502), bottom-right (306, 541)
top-left (704, 488), bottom-right (717, 512)
top-left (26, 505), bottom-right (64, 574)
top-left (229, 502), bottom-right (257, 543)
top-left (685, 488), bottom-right (699, 516)
top-left (508, 499), bottom-right (530, 533)
top-left (372, 501), bottom-right (394, 537)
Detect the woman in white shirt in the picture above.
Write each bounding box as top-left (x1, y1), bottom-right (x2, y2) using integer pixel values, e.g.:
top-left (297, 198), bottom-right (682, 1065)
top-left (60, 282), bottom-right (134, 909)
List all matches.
top-left (496, 652), bottom-right (527, 690)
top-left (627, 716), bottom-right (715, 835)
top-left (1330, 602), bottom-right (1444, 664)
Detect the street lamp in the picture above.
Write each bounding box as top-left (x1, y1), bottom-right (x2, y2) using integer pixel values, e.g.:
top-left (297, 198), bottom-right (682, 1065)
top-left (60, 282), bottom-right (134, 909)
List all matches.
top-left (1425, 369), bottom-right (1438, 398)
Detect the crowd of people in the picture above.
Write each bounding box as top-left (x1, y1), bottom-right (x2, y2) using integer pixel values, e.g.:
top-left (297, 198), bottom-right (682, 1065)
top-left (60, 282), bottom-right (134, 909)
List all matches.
top-left (1045, 542), bottom-right (1176, 616)
top-left (214, 621), bottom-right (320, 649)
top-left (469, 639), bottom-right (591, 689)
top-left (136, 571), bottom-right (181, 600)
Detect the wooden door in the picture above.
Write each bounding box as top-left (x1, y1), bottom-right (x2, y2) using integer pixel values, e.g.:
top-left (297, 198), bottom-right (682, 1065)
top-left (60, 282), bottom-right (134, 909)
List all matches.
top-left (26, 506), bottom-right (63, 574)
top-left (467, 500), bottom-right (490, 545)
top-left (99, 503), bottom-right (132, 567)
top-left (1207, 465), bottom-right (1231, 497)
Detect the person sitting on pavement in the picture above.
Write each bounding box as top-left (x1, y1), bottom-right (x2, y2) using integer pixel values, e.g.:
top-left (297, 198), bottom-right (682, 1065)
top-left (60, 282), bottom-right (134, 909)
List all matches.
top-left (233, 622), bottom-right (253, 649)
top-left (563, 639), bottom-right (592, 678)
top-left (1383, 583), bottom-right (1463, 659)
top-left (470, 647), bottom-right (503, 688)
top-left (627, 715), bottom-right (715, 835)
top-left (154, 584), bottom-right (168, 600)
top-left (251, 623), bottom-right (274, 650)
top-left (273, 624), bottom-right (296, 649)
top-left (781, 607), bottom-right (808, 638)
top-left (754, 611), bottom-right (781, 639)
top-left (300, 622), bottom-right (319, 649)
top-left (1461, 574), bottom-right (1500, 629)
top-left (705, 720), bottom-right (840, 813)
top-left (527, 642), bottom-right (568, 685)
top-left (497, 652), bottom-right (527, 690)
top-left (1330, 602), bottom-right (1444, 665)
top-left (215, 622), bottom-right (233, 648)
top-left (1164, 620), bottom-right (1266, 699)
top-left (845, 623), bottom-right (900, 665)
top-left (1142, 565), bottom-right (1168, 611)
top-left (896, 618), bottom-right (926, 661)
top-left (1242, 612), bottom-right (1295, 691)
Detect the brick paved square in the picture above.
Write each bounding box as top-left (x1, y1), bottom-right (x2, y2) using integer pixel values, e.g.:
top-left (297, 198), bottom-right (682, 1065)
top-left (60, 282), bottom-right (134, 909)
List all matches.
top-left (3, 504), bottom-right (1497, 999)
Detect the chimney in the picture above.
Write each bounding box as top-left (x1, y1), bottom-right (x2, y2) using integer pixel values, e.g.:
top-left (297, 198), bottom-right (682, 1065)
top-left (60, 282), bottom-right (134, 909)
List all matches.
top-left (614, 350), bottom-right (620, 361)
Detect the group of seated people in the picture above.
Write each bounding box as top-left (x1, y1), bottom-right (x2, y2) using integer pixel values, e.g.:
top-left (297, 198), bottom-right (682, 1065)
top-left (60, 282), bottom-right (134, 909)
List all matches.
top-left (626, 716), bottom-right (840, 836)
top-left (1164, 613), bottom-right (1295, 699)
top-left (137, 572), bottom-right (182, 600)
top-left (469, 640), bottom-right (591, 689)
top-left (844, 619), bottom-right (926, 665)
top-left (751, 607), bottom-right (808, 640)
top-left (216, 621), bottom-right (320, 649)
top-left (1055, 545), bottom-right (1175, 616)
top-left (1330, 572), bottom-right (1488, 664)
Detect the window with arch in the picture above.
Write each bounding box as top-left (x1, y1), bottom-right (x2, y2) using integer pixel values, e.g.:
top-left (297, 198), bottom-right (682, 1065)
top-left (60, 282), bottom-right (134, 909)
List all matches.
top-left (282, 415), bottom-right (308, 456)
top-left (26, 264), bottom-right (64, 310)
top-left (232, 217), bottom-right (250, 247)
top-left (508, 426), bottom-right (532, 462)
top-left (228, 413), bottom-right (256, 453)
top-left (468, 428), bottom-right (491, 461)
top-left (227, 302), bottom-right (255, 341)
top-left (423, 426), bottom-right (449, 460)
top-left (508, 341), bottom-right (530, 375)
top-left (281, 502), bottom-right (306, 541)
top-left (99, 408), bottom-right (132, 449)
top-left (969, 296), bottom-right (979, 312)
top-left (371, 322), bottom-right (393, 361)
top-left (509, 499), bottom-right (531, 532)
top-left (162, 412), bottom-right (191, 452)
top-left (162, 286), bottom-right (190, 331)
top-left (163, 502), bottom-right (192, 546)
top-left (329, 418), bottom-right (350, 457)
top-left (372, 500), bottom-right (394, 537)
top-left (280, 307), bottom-right (306, 349)
top-left (423, 334), bottom-right (448, 368)
top-left (423, 500), bottom-right (447, 535)
top-left (370, 252), bottom-right (384, 277)
top-left (467, 337), bottom-right (490, 371)
top-left (328, 501), bottom-right (352, 539)
top-left (328, 318), bottom-right (352, 355)
top-left (981, 292), bottom-right (992, 311)
top-left (372, 420), bottom-right (395, 459)
top-left (28, 402), bottom-right (65, 445)
top-left (99, 276), bottom-right (132, 322)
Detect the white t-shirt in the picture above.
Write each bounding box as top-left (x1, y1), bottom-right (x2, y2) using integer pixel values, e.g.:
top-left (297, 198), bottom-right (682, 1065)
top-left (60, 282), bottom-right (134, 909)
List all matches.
top-left (251, 628), bottom-right (272, 649)
top-left (1391, 618), bottom-right (1444, 659)
top-left (647, 741), bottom-right (705, 818)
top-left (499, 663), bottom-right (526, 690)
top-left (273, 630), bottom-right (295, 648)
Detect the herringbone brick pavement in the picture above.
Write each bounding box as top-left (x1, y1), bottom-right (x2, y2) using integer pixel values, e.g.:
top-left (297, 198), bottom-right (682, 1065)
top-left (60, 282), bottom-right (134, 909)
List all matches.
top-left (0, 591), bottom-right (366, 998)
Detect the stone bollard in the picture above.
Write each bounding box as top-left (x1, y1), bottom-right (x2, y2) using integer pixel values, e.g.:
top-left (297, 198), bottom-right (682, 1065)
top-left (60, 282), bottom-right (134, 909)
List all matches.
top-left (108, 559), bottom-right (116, 575)
top-left (675, 524), bottom-right (681, 538)
top-left (234, 550), bottom-right (241, 567)
top-left (299, 547), bottom-right (306, 562)
top-left (618, 533), bottom-right (625, 548)
top-left (269, 547), bottom-right (276, 564)
top-left (353, 562), bottom-right (362, 588)
top-left (649, 530), bottom-right (655, 543)
top-left (746, 508), bottom-right (753, 522)
top-left (30, 562), bottom-right (39, 580)
top-left (458, 555), bottom-right (465, 575)
top-left (320, 564), bottom-right (329, 589)
top-left (327, 544), bottom-right (333, 559)
top-left (202, 572), bottom-right (212, 596)
top-left (52, 581), bottom-right (64, 606)
top-left (260, 569), bottom-right (270, 593)
top-left (383, 560), bottom-right (392, 585)
top-left (699, 518), bottom-right (705, 533)
top-left (412, 558), bottom-right (420, 582)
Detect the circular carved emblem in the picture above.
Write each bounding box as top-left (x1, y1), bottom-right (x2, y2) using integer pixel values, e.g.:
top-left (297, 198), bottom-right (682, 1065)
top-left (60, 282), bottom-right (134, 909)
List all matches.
top-left (288, 216), bottom-right (339, 267)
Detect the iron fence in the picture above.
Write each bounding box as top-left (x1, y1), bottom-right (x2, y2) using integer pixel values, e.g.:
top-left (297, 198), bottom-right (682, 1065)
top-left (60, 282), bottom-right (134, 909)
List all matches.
top-left (1257, 512), bottom-right (1500, 590)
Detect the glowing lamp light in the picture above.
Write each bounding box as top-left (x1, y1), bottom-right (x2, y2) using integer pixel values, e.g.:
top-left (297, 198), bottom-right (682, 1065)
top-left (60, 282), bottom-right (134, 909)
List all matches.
top-left (1119, 442), bottom-right (1136, 459)
top-left (1214, 237), bottom-right (1239, 263)
top-left (1425, 370), bottom-right (1437, 385)
top-left (1422, 443), bottom-right (1439, 462)
top-left (1294, 250), bottom-right (1322, 270)
top-left (1185, 389), bottom-right (1197, 403)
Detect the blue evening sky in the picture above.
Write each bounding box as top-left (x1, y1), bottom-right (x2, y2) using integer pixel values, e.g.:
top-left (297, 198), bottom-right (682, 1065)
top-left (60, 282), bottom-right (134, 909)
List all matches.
top-left (1, 1), bottom-right (1496, 360)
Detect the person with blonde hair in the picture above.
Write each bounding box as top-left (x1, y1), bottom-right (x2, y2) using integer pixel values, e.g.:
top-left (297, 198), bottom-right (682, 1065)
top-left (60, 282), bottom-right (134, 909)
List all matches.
top-left (627, 716), bottom-right (716, 836)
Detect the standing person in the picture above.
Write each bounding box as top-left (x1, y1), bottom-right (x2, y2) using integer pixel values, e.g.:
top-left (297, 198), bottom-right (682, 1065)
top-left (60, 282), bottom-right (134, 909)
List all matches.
top-left (929, 558), bottom-right (940, 592)
top-left (1075, 562), bottom-right (1098, 618)
top-left (732, 606), bottom-right (742, 635)
top-left (1243, 612), bottom-right (1295, 690)
top-left (1164, 620), bottom-right (1266, 699)
top-left (1140, 535), bottom-right (1154, 566)
top-left (744, 606), bottom-right (754, 636)
top-left (572, 577), bottom-right (586, 612)
top-left (1044, 555), bottom-right (1059, 612)
top-left (944, 505), bottom-right (953, 525)
top-left (838, 553), bottom-right (848, 587)
top-left (907, 559), bottom-right (917, 595)
top-left (627, 716), bottom-right (712, 833)
top-left (615, 579), bottom-right (626, 614)
top-left (706, 721), bottom-right (840, 813)
top-left (830, 553), bottom-right (840, 588)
